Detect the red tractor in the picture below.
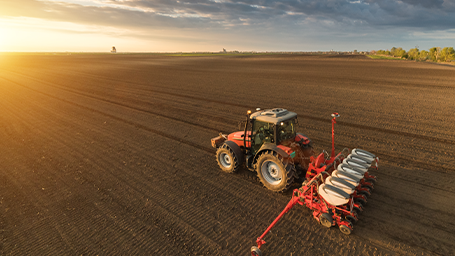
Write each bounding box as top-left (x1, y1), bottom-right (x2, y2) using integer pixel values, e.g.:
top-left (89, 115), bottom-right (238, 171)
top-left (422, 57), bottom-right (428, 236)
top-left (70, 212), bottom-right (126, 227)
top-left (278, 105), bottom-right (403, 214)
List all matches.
top-left (212, 108), bottom-right (325, 192)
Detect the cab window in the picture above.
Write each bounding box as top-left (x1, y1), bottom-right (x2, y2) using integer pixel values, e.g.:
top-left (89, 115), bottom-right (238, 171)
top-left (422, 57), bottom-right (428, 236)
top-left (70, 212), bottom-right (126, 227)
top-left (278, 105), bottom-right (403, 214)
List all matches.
top-left (277, 119), bottom-right (296, 142)
top-left (252, 121), bottom-right (274, 153)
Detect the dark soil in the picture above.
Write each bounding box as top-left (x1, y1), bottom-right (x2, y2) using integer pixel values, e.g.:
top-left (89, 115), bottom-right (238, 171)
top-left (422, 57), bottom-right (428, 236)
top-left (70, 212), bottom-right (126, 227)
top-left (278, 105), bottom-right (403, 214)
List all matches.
top-left (0, 54), bottom-right (454, 255)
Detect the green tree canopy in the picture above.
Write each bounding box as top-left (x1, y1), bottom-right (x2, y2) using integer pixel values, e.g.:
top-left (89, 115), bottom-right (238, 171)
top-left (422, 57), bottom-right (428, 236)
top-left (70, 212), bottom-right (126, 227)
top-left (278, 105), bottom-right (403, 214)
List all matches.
top-left (393, 47), bottom-right (403, 57)
top-left (419, 50), bottom-right (429, 61)
top-left (397, 49), bottom-right (407, 58)
top-left (429, 47), bottom-right (441, 61)
top-left (408, 48), bottom-right (419, 60)
top-left (440, 47), bottom-right (455, 62)
top-left (373, 46), bottom-right (453, 63)
top-left (390, 47), bottom-right (397, 56)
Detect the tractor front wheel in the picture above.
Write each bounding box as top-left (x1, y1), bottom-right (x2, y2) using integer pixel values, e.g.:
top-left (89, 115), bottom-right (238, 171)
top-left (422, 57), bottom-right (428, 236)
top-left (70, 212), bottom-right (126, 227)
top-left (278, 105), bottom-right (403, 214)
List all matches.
top-left (216, 144), bottom-right (241, 173)
top-left (255, 151), bottom-right (294, 192)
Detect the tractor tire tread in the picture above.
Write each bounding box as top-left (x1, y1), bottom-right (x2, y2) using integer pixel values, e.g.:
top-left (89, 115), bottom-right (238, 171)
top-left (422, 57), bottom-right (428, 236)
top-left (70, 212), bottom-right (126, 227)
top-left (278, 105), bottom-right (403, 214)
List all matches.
top-left (255, 150), bottom-right (295, 192)
top-left (216, 143), bottom-right (241, 173)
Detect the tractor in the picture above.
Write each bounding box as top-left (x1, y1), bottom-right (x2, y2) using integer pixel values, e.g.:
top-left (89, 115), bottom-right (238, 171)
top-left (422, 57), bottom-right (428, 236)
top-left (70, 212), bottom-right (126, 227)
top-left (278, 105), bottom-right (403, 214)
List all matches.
top-left (211, 108), bottom-right (316, 192)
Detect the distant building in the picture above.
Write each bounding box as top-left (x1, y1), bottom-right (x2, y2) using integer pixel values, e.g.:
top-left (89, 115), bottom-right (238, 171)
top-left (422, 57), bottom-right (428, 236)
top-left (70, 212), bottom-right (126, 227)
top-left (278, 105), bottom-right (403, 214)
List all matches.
top-left (111, 46), bottom-right (116, 53)
top-left (223, 48), bottom-right (227, 53)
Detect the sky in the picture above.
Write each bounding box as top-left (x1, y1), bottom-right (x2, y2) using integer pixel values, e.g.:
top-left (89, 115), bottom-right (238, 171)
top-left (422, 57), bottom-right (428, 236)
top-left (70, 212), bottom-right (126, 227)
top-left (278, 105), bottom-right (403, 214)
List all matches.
top-left (0, 0), bottom-right (454, 52)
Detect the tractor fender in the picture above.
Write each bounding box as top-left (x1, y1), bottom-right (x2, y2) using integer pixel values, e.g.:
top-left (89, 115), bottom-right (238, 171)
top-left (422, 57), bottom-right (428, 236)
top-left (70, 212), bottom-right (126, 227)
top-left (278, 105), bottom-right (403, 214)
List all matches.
top-left (253, 143), bottom-right (292, 166)
top-left (224, 140), bottom-right (244, 165)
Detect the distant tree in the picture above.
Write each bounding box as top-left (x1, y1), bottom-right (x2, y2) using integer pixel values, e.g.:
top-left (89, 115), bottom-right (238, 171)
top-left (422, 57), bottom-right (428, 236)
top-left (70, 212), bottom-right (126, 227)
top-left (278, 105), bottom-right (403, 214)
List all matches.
top-left (429, 47), bottom-right (436, 61)
top-left (429, 47), bottom-right (441, 61)
top-left (390, 47), bottom-right (397, 56)
top-left (440, 47), bottom-right (448, 62)
top-left (395, 48), bottom-right (404, 57)
top-left (419, 50), bottom-right (429, 61)
top-left (397, 49), bottom-right (407, 58)
top-left (385, 50), bottom-right (391, 55)
top-left (435, 47), bottom-right (441, 61)
top-left (448, 47), bottom-right (455, 61)
top-left (439, 47), bottom-right (455, 62)
top-left (407, 48), bottom-right (419, 60)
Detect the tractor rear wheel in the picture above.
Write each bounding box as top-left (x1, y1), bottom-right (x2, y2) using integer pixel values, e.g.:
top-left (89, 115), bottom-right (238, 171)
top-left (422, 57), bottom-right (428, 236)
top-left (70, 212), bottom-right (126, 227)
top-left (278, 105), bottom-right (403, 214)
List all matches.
top-left (216, 143), bottom-right (241, 173)
top-left (255, 151), bottom-right (294, 192)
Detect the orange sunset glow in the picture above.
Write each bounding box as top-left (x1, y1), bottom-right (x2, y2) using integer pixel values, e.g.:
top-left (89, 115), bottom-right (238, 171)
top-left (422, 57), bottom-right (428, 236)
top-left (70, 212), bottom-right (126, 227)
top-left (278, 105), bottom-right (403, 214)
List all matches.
top-left (1, 0), bottom-right (455, 52)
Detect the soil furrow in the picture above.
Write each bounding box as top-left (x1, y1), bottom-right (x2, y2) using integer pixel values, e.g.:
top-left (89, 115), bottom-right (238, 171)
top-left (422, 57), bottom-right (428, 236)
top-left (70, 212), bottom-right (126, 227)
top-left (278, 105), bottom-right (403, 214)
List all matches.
top-left (4, 72), bottom-right (453, 179)
top-left (0, 76), bottom-right (215, 155)
top-left (2, 68), bottom-right (453, 146)
top-left (310, 137), bottom-right (455, 174)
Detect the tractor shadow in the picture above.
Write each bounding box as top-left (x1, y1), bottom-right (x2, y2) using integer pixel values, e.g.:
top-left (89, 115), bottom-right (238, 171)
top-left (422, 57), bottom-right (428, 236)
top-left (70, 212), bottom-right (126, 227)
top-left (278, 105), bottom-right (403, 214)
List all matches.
top-left (236, 166), bottom-right (303, 197)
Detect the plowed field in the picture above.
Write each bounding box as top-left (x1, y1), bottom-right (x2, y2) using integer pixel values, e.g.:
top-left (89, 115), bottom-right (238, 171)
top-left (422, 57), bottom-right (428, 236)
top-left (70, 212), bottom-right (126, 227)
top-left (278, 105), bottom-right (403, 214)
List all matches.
top-left (0, 54), bottom-right (454, 255)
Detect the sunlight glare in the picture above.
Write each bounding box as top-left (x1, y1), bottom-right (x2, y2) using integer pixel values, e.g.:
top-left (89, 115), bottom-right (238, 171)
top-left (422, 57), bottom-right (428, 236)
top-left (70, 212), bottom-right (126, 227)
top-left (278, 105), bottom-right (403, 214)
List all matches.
top-left (0, 17), bottom-right (157, 52)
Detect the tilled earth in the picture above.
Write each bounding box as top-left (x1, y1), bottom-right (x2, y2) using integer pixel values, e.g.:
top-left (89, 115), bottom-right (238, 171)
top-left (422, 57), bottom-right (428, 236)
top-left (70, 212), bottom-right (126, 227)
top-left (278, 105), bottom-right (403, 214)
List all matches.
top-left (0, 54), bottom-right (454, 255)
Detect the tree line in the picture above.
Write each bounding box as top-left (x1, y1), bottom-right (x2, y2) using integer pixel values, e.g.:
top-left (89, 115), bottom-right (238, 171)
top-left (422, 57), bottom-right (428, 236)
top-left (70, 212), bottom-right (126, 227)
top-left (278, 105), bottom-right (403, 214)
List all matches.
top-left (373, 47), bottom-right (455, 62)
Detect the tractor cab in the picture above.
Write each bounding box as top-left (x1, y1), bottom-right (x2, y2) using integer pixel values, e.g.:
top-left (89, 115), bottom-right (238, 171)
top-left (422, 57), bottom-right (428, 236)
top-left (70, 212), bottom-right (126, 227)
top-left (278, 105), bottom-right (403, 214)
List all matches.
top-left (249, 108), bottom-right (297, 154)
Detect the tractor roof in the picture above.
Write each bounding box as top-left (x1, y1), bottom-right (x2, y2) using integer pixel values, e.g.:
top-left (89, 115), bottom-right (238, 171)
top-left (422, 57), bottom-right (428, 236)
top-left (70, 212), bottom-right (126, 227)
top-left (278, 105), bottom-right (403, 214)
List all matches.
top-left (250, 108), bottom-right (297, 123)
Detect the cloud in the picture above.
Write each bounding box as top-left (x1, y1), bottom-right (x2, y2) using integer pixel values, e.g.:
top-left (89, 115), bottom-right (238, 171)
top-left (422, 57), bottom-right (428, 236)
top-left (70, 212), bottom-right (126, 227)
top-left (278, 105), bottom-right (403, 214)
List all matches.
top-left (396, 0), bottom-right (444, 9)
top-left (2, 0), bottom-right (455, 31)
top-left (1, 0), bottom-right (455, 51)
